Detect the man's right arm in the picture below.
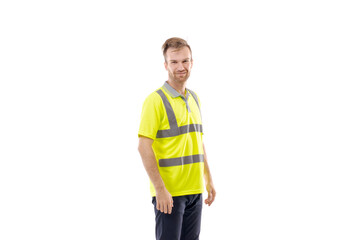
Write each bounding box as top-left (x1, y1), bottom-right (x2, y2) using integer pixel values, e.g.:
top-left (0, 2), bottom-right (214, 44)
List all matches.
top-left (138, 136), bottom-right (173, 214)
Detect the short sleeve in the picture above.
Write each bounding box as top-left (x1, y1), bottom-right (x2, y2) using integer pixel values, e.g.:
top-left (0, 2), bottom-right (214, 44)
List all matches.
top-left (138, 92), bottom-right (163, 140)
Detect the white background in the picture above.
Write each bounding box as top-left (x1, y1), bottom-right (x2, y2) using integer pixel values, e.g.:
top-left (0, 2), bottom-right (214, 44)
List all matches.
top-left (1, 0), bottom-right (359, 239)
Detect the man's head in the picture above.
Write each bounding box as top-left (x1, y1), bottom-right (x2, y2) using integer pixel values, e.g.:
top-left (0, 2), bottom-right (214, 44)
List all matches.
top-left (162, 37), bottom-right (193, 84)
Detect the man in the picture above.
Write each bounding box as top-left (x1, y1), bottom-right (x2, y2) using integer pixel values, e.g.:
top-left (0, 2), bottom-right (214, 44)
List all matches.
top-left (138, 37), bottom-right (216, 240)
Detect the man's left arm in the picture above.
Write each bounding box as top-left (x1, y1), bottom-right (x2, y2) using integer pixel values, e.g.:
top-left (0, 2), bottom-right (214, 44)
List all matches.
top-left (203, 143), bottom-right (216, 206)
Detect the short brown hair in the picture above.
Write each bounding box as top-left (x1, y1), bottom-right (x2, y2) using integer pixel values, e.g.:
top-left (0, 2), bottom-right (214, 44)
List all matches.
top-left (162, 37), bottom-right (192, 61)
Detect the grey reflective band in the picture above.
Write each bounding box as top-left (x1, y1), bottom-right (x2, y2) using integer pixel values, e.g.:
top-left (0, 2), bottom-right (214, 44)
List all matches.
top-left (156, 89), bottom-right (178, 129)
top-left (188, 89), bottom-right (202, 120)
top-left (159, 154), bottom-right (204, 167)
top-left (157, 124), bottom-right (203, 138)
top-left (156, 89), bottom-right (203, 138)
top-left (187, 89), bottom-right (200, 111)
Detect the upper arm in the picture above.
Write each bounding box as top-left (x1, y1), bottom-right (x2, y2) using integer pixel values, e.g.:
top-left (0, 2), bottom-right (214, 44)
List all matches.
top-left (138, 135), bottom-right (154, 146)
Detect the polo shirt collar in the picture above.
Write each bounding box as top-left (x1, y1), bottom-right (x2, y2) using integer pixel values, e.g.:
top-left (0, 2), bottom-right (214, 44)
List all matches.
top-left (163, 81), bottom-right (189, 100)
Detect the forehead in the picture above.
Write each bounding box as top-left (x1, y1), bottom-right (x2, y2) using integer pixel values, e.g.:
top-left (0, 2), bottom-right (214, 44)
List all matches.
top-left (166, 47), bottom-right (192, 61)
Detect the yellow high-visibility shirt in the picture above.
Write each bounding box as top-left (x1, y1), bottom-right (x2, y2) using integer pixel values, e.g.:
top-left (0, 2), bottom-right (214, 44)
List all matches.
top-left (138, 81), bottom-right (204, 197)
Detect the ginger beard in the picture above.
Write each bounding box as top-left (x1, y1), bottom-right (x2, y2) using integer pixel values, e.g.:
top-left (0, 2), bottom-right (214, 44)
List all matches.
top-left (168, 68), bottom-right (191, 83)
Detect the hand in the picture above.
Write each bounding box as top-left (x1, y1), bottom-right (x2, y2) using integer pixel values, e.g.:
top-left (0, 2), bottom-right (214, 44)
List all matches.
top-left (205, 181), bottom-right (216, 206)
top-left (155, 188), bottom-right (173, 214)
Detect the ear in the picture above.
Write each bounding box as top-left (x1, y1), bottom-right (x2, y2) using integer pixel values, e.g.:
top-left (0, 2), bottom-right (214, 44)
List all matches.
top-left (164, 61), bottom-right (168, 70)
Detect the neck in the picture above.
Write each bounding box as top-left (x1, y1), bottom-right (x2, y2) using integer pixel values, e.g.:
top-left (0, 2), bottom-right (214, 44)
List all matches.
top-left (167, 80), bottom-right (186, 96)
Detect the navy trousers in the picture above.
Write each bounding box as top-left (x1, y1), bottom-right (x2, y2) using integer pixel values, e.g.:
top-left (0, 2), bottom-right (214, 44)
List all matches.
top-left (152, 194), bottom-right (203, 240)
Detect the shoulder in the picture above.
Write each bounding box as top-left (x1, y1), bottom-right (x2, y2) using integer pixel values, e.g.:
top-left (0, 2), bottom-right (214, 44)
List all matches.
top-left (187, 88), bottom-right (202, 110)
top-left (188, 88), bottom-right (201, 101)
top-left (186, 87), bottom-right (199, 96)
top-left (143, 88), bottom-right (163, 106)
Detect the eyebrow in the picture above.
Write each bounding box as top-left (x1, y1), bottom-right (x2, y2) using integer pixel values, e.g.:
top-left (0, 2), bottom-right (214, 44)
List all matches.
top-left (170, 58), bottom-right (191, 62)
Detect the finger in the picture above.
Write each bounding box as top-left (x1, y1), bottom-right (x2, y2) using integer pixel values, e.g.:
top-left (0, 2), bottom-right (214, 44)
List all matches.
top-left (160, 202), bottom-right (165, 213)
top-left (156, 200), bottom-right (160, 211)
top-left (168, 200), bottom-right (173, 214)
top-left (208, 192), bottom-right (213, 202)
top-left (206, 192), bottom-right (213, 206)
top-left (167, 204), bottom-right (171, 214)
top-left (163, 202), bottom-right (168, 214)
top-left (204, 194), bottom-right (209, 203)
top-left (209, 191), bottom-right (216, 206)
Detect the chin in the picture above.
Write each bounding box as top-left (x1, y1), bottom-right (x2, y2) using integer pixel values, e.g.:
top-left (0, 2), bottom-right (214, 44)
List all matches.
top-left (177, 75), bottom-right (191, 82)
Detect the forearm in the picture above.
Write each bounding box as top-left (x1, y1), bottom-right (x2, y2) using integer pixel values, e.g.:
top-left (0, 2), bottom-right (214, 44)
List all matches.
top-left (203, 143), bottom-right (213, 184)
top-left (203, 143), bottom-right (216, 205)
top-left (138, 137), bottom-right (166, 191)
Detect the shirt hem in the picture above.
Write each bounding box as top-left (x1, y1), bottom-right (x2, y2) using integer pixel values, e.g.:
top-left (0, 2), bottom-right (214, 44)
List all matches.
top-left (138, 131), bottom-right (155, 140)
top-left (151, 189), bottom-right (204, 197)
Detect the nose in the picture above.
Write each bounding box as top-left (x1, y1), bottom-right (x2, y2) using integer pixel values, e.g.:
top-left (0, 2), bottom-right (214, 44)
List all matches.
top-left (176, 63), bottom-right (185, 71)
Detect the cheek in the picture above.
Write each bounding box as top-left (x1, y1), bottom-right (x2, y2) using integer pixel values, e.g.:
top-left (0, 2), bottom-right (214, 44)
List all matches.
top-left (169, 66), bottom-right (176, 72)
